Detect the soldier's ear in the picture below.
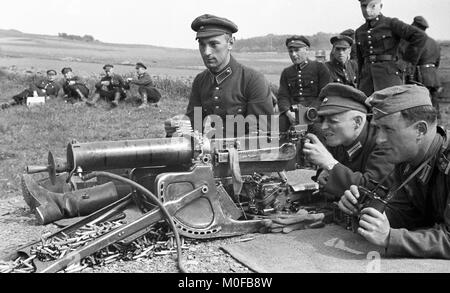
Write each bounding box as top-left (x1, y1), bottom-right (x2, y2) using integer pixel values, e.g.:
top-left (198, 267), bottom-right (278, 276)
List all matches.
top-left (353, 115), bottom-right (364, 129)
top-left (228, 36), bottom-right (235, 50)
top-left (415, 121), bottom-right (428, 138)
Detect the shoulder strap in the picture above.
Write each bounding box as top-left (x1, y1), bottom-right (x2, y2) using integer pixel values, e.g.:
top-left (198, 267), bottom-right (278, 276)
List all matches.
top-left (436, 127), bottom-right (450, 175)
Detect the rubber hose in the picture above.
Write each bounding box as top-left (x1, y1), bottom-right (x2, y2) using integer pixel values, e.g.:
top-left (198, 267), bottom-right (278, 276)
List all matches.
top-left (82, 171), bottom-right (187, 273)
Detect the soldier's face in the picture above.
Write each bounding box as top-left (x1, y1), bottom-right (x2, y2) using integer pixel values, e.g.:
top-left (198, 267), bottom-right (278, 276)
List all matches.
top-left (320, 111), bottom-right (361, 147)
top-left (47, 73), bottom-right (57, 82)
top-left (374, 113), bottom-right (420, 163)
top-left (198, 34), bottom-right (233, 73)
top-left (361, 1), bottom-right (383, 20)
top-left (288, 47), bottom-right (308, 65)
top-left (64, 71), bottom-right (73, 79)
top-left (136, 67), bottom-right (146, 75)
top-left (332, 47), bottom-right (350, 64)
top-left (105, 68), bottom-right (114, 77)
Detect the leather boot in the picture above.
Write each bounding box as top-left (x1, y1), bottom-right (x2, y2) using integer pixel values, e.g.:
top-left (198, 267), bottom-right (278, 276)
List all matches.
top-left (76, 89), bottom-right (88, 102)
top-left (111, 92), bottom-right (121, 108)
top-left (22, 174), bottom-right (120, 225)
top-left (138, 92), bottom-right (149, 109)
top-left (86, 93), bottom-right (100, 107)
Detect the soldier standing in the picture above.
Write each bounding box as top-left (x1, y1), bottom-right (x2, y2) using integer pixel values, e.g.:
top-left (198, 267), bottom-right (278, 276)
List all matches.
top-left (325, 35), bottom-right (358, 88)
top-left (1, 70), bottom-right (61, 109)
top-left (355, 0), bottom-right (427, 96)
top-left (277, 35), bottom-right (331, 132)
top-left (340, 29), bottom-right (357, 61)
top-left (61, 67), bottom-right (89, 103)
top-left (127, 62), bottom-right (161, 109)
top-left (181, 14), bottom-right (274, 138)
top-left (87, 64), bottom-right (130, 108)
top-left (410, 16), bottom-right (442, 114)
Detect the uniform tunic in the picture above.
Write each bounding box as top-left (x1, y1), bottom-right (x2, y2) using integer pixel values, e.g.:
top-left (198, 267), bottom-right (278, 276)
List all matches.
top-left (130, 72), bottom-right (161, 102)
top-left (95, 74), bottom-right (130, 100)
top-left (31, 79), bottom-right (61, 97)
top-left (415, 36), bottom-right (441, 90)
top-left (62, 76), bottom-right (89, 101)
top-left (186, 56), bottom-right (274, 135)
top-left (278, 61), bottom-right (331, 113)
top-left (12, 79), bottom-right (61, 104)
top-left (325, 59), bottom-right (358, 88)
top-left (356, 14), bottom-right (427, 96)
top-left (318, 122), bottom-right (394, 200)
top-left (385, 128), bottom-right (450, 259)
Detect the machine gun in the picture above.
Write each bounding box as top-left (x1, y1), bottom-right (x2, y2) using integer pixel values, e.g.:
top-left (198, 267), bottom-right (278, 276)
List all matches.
top-left (14, 105), bottom-right (325, 272)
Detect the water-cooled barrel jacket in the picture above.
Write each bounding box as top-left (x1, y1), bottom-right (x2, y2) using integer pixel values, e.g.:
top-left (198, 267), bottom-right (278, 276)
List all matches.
top-left (186, 56), bottom-right (274, 134)
top-left (277, 61), bottom-right (332, 113)
top-left (385, 128), bottom-right (450, 259)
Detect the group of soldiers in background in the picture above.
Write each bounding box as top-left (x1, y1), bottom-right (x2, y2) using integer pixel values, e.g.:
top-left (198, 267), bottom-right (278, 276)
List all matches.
top-left (1, 62), bottom-right (161, 110)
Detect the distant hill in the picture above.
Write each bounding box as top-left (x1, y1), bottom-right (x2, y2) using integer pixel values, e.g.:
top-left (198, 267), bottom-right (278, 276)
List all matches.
top-left (234, 32), bottom-right (336, 52)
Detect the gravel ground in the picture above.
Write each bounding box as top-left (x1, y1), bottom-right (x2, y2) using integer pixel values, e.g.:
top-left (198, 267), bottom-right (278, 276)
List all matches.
top-left (0, 196), bottom-right (254, 273)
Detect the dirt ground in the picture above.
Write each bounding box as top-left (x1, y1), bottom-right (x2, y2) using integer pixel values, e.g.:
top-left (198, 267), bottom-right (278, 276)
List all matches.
top-left (0, 196), bottom-right (256, 273)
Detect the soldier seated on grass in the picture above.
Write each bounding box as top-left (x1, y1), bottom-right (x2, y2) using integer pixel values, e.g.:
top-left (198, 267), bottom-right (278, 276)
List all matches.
top-left (61, 67), bottom-right (90, 104)
top-left (126, 62), bottom-right (161, 109)
top-left (87, 64), bottom-right (130, 108)
top-left (1, 69), bottom-right (61, 109)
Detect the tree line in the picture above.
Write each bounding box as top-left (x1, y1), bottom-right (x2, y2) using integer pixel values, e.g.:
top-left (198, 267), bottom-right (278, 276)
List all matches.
top-left (58, 33), bottom-right (97, 42)
top-left (233, 32), bottom-right (337, 52)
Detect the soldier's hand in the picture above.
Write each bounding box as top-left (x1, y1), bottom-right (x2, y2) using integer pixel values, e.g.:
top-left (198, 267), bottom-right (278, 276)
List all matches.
top-left (303, 133), bottom-right (337, 169)
top-left (69, 81), bottom-right (76, 85)
top-left (357, 208), bottom-right (390, 248)
top-left (338, 185), bottom-right (360, 215)
top-left (126, 78), bottom-right (133, 83)
top-left (164, 115), bottom-right (192, 137)
top-left (286, 110), bottom-right (296, 124)
top-left (102, 81), bottom-right (110, 86)
top-left (261, 209), bottom-right (325, 234)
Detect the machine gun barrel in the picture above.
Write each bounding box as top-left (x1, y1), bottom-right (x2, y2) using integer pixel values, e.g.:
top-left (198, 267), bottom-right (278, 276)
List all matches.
top-left (66, 137), bottom-right (193, 172)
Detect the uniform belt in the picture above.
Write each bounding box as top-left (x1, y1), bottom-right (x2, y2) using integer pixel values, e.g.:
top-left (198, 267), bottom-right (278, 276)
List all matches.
top-left (365, 55), bottom-right (396, 63)
top-left (418, 64), bottom-right (436, 68)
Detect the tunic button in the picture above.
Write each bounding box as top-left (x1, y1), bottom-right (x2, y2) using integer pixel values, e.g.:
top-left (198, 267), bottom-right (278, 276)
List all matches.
top-left (299, 93), bottom-right (303, 96)
top-left (215, 87), bottom-right (220, 90)
top-left (214, 96), bottom-right (219, 100)
top-left (215, 106), bottom-right (220, 109)
top-left (368, 35), bottom-right (371, 39)
top-left (368, 41), bottom-right (372, 45)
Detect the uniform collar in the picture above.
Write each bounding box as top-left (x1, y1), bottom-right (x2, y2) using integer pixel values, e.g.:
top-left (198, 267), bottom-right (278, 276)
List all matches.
top-left (138, 72), bottom-right (148, 78)
top-left (367, 14), bottom-right (382, 28)
top-left (333, 59), bottom-right (347, 68)
top-left (296, 60), bottom-right (309, 71)
top-left (212, 55), bottom-right (235, 85)
top-left (403, 128), bottom-right (446, 184)
top-left (344, 122), bottom-right (369, 160)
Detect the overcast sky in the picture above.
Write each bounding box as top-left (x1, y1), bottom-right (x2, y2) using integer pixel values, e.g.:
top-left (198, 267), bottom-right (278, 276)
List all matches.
top-left (1, 0), bottom-right (449, 49)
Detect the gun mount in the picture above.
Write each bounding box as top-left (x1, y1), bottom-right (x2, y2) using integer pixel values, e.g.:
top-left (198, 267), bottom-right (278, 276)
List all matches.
top-left (15, 105), bottom-right (330, 272)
